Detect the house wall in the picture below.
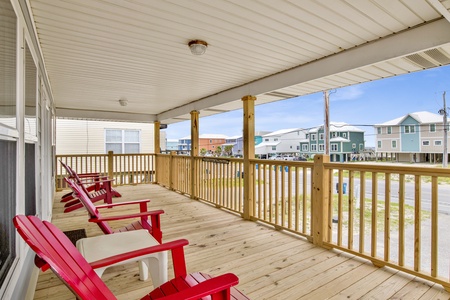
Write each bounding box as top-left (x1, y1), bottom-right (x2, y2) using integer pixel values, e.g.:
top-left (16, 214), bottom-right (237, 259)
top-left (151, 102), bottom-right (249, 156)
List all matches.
top-left (400, 117), bottom-right (420, 152)
top-left (199, 138), bottom-right (226, 152)
top-left (56, 119), bottom-right (162, 154)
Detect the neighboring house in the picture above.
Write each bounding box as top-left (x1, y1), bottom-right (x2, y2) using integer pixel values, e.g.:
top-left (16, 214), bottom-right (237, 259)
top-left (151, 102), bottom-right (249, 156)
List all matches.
top-left (299, 122), bottom-right (365, 162)
top-left (374, 111), bottom-right (447, 163)
top-left (222, 135), bottom-right (241, 156)
top-left (199, 134), bottom-right (228, 153)
top-left (256, 128), bottom-right (306, 159)
top-left (177, 134), bottom-right (229, 154)
top-left (166, 139), bottom-right (178, 152)
top-left (226, 131), bottom-right (270, 157)
top-left (56, 119), bottom-right (165, 154)
top-left (178, 135), bottom-right (192, 154)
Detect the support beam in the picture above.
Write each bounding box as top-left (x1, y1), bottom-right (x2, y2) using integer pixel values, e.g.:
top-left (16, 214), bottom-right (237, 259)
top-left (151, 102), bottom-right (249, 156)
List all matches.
top-left (154, 121), bottom-right (160, 154)
top-left (312, 154), bottom-right (330, 247)
top-left (242, 95), bottom-right (256, 220)
top-left (190, 110), bottom-right (199, 199)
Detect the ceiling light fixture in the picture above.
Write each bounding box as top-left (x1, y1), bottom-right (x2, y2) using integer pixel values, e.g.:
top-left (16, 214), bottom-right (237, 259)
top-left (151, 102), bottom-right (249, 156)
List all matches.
top-left (188, 40), bottom-right (208, 55)
top-left (119, 98), bottom-right (128, 106)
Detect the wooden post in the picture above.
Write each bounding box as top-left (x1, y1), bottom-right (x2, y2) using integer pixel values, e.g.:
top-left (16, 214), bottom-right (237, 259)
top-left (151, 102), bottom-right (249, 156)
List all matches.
top-left (107, 151), bottom-right (114, 184)
top-left (154, 121), bottom-right (161, 184)
top-left (154, 121), bottom-right (161, 154)
top-left (312, 154), bottom-right (330, 247)
top-left (190, 110), bottom-right (199, 199)
top-left (242, 95), bottom-right (256, 220)
top-left (169, 150), bottom-right (176, 191)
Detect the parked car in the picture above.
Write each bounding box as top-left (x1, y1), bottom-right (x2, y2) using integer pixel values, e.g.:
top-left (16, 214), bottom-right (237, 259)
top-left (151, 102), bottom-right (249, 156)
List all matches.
top-left (294, 157), bottom-right (307, 161)
top-left (282, 155), bottom-right (295, 161)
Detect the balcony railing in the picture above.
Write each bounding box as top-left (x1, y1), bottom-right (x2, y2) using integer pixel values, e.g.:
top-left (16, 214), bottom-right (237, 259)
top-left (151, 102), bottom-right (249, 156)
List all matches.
top-left (56, 152), bottom-right (156, 189)
top-left (55, 152), bottom-right (450, 291)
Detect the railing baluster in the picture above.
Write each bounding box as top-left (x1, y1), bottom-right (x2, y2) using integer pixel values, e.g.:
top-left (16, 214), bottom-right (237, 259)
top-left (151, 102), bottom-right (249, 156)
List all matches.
top-left (414, 175), bottom-right (421, 272)
top-left (384, 173), bottom-right (391, 262)
top-left (348, 170), bottom-right (354, 250)
top-left (359, 171), bottom-right (366, 254)
top-left (399, 173), bottom-right (405, 266)
top-left (431, 176), bottom-right (438, 277)
top-left (371, 172), bottom-right (378, 258)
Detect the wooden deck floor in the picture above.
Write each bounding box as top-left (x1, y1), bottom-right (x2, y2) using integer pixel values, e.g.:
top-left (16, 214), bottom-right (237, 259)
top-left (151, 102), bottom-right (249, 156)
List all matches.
top-left (34, 184), bottom-right (450, 300)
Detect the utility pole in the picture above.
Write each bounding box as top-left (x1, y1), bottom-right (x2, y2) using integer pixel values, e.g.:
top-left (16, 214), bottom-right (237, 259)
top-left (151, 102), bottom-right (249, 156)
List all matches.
top-left (439, 92), bottom-right (448, 168)
top-left (324, 90), bottom-right (330, 155)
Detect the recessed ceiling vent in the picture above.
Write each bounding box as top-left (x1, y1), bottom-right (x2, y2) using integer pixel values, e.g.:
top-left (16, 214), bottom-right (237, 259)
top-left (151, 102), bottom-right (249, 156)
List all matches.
top-left (404, 47), bottom-right (450, 69)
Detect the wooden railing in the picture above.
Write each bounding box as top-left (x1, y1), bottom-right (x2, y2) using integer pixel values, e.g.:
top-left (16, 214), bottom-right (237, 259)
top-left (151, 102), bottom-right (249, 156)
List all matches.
top-left (56, 152), bottom-right (450, 290)
top-left (56, 152), bottom-right (156, 189)
top-left (323, 162), bottom-right (450, 290)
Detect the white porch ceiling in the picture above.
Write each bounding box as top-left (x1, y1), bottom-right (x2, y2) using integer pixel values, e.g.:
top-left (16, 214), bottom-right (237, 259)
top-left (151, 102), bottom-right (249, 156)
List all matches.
top-left (26, 0), bottom-right (450, 124)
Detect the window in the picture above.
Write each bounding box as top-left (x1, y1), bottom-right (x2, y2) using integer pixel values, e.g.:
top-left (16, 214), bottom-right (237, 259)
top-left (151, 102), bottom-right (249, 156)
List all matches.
top-left (311, 144), bottom-right (317, 151)
top-left (359, 144), bottom-right (363, 150)
top-left (296, 146), bottom-right (300, 150)
top-left (274, 138), bottom-right (278, 141)
top-left (422, 140), bottom-right (430, 146)
top-left (319, 133), bottom-right (324, 140)
top-left (0, 0), bottom-right (16, 129)
top-left (392, 140), bottom-right (397, 148)
top-left (435, 140), bottom-right (442, 146)
top-left (25, 43), bottom-right (37, 136)
top-left (290, 145), bottom-right (292, 149)
top-left (387, 127), bottom-right (392, 134)
top-left (331, 132), bottom-right (337, 138)
top-left (430, 124), bottom-right (436, 132)
top-left (343, 133), bottom-right (347, 138)
top-left (352, 143), bottom-right (356, 148)
top-left (209, 139), bottom-right (212, 143)
top-left (319, 144), bottom-right (324, 151)
top-left (271, 146), bottom-right (276, 150)
top-left (105, 129), bottom-right (140, 154)
top-left (311, 134), bottom-right (316, 141)
top-left (404, 125), bottom-right (415, 133)
top-left (0, 1), bottom-right (17, 287)
top-left (265, 138), bottom-right (269, 141)
top-left (0, 140), bottom-right (16, 286)
top-left (302, 144), bottom-right (308, 151)
top-left (377, 141), bottom-right (381, 148)
top-left (377, 128), bottom-right (381, 134)
top-left (331, 144), bottom-right (338, 151)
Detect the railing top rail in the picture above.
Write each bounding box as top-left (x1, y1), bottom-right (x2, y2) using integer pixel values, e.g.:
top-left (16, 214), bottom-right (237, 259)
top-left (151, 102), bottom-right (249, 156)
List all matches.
top-left (325, 161), bottom-right (450, 176)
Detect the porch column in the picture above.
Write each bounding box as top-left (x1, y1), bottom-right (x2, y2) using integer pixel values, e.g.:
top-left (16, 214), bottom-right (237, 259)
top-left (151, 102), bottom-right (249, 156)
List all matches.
top-left (154, 121), bottom-right (161, 154)
top-left (154, 121), bottom-right (160, 184)
top-left (190, 110), bottom-right (199, 199)
top-left (312, 154), bottom-right (330, 247)
top-left (242, 95), bottom-right (256, 220)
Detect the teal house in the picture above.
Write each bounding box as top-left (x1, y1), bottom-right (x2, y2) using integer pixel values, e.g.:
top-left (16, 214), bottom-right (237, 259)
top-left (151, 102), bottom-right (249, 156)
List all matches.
top-left (299, 122), bottom-right (365, 162)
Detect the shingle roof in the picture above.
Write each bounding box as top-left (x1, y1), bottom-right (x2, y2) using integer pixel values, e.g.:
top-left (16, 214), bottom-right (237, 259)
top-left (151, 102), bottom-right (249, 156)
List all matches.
top-left (375, 111), bottom-right (442, 126)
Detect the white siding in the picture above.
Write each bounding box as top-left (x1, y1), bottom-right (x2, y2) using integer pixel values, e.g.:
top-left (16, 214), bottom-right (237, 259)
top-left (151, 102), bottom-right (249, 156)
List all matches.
top-left (56, 119), bottom-right (164, 154)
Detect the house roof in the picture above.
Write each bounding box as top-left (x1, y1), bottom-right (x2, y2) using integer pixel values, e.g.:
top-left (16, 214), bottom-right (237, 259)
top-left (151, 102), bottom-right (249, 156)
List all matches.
top-left (263, 128), bottom-right (302, 137)
top-left (330, 137), bottom-right (351, 143)
top-left (309, 122), bottom-right (364, 133)
top-left (255, 141), bottom-right (280, 148)
top-left (199, 134), bottom-right (229, 139)
top-left (26, 1), bottom-right (450, 124)
top-left (375, 111), bottom-right (443, 126)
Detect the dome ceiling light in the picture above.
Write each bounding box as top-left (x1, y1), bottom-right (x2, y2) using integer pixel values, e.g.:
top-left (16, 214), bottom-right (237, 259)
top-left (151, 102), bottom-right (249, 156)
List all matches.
top-left (188, 40), bottom-right (208, 55)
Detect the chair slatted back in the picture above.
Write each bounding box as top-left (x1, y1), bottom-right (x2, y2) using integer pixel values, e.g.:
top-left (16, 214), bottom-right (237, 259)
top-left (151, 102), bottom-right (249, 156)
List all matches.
top-left (13, 215), bottom-right (116, 300)
top-left (64, 177), bottom-right (114, 234)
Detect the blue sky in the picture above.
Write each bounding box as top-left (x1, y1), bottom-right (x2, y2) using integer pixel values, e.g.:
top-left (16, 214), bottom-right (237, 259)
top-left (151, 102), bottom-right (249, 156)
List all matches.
top-left (164, 65), bottom-right (450, 147)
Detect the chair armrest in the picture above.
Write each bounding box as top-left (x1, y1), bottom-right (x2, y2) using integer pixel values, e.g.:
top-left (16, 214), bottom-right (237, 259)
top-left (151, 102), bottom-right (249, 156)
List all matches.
top-left (79, 178), bottom-right (114, 185)
top-left (88, 210), bottom-right (164, 222)
top-left (159, 273), bottom-right (239, 300)
top-left (96, 199), bottom-right (151, 209)
top-left (89, 239), bottom-right (189, 270)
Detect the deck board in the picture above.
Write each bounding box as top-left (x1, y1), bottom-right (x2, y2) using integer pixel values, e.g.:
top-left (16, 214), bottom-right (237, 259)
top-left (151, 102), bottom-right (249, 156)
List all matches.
top-left (34, 184), bottom-right (450, 300)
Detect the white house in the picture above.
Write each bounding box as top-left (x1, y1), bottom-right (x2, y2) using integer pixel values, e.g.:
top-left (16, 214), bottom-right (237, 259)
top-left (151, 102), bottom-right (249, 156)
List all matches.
top-left (56, 119), bottom-right (165, 154)
top-left (255, 128), bottom-right (306, 158)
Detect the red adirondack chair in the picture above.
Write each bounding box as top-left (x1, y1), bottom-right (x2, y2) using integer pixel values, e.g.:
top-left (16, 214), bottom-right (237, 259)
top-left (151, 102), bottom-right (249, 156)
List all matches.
top-left (13, 215), bottom-right (248, 300)
top-left (60, 161), bottom-right (121, 213)
top-left (65, 177), bottom-right (163, 243)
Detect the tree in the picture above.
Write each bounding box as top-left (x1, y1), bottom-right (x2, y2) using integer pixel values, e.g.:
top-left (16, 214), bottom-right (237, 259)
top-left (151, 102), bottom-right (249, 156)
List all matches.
top-left (200, 148), bottom-right (207, 156)
top-left (214, 146), bottom-right (222, 157)
top-left (223, 145), bottom-right (233, 157)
